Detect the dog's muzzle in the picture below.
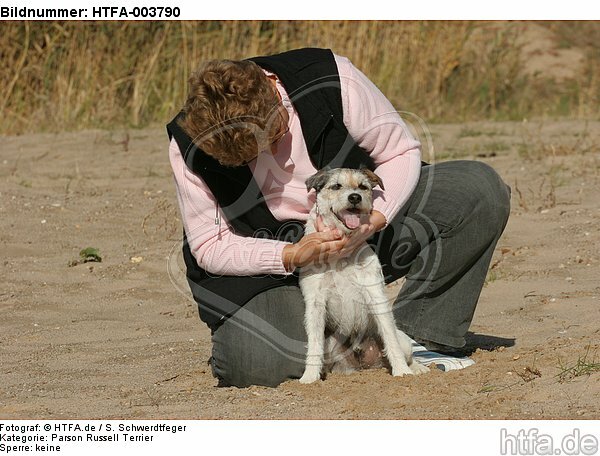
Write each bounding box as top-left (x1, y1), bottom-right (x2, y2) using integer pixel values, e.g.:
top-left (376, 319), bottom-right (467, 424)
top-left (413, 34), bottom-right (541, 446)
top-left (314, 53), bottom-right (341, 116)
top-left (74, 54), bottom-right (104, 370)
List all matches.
top-left (332, 206), bottom-right (369, 230)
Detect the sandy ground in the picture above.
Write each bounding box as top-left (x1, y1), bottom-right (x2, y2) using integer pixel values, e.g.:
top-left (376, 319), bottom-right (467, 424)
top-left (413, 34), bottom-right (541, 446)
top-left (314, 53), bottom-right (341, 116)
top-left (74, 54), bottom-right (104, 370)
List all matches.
top-left (1, 119), bottom-right (599, 419)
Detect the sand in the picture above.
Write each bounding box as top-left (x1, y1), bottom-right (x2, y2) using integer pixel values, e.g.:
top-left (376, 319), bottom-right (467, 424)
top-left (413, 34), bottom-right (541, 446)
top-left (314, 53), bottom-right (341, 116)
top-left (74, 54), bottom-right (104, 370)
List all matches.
top-left (1, 119), bottom-right (598, 419)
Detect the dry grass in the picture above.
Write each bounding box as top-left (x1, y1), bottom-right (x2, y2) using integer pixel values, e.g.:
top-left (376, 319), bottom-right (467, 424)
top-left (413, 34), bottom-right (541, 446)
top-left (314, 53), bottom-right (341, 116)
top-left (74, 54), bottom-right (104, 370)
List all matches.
top-left (514, 176), bottom-right (557, 213)
top-left (518, 121), bottom-right (599, 161)
top-left (1, 21), bottom-right (599, 135)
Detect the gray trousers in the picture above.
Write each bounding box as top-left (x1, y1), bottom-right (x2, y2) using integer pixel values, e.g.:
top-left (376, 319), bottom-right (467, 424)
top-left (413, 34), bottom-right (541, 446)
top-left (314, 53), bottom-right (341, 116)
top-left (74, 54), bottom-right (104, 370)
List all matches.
top-left (210, 160), bottom-right (511, 387)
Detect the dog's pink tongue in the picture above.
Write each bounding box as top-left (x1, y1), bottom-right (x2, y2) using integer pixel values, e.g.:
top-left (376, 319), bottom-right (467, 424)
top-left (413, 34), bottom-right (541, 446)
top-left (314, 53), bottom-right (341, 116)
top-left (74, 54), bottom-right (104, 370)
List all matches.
top-left (341, 211), bottom-right (361, 229)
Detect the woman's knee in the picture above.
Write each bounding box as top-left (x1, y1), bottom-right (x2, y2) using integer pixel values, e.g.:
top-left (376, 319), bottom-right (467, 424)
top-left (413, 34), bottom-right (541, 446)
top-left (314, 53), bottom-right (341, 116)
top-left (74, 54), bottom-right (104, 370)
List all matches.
top-left (454, 160), bottom-right (511, 229)
top-left (210, 343), bottom-right (305, 388)
top-left (209, 286), bottom-right (307, 388)
top-left (210, 348), bottom-right (298, 388)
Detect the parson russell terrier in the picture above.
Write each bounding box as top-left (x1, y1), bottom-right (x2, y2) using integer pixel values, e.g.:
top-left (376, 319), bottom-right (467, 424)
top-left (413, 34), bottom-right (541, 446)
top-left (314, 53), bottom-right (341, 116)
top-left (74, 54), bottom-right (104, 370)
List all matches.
top-left (298, 168), bottom-right (429, 383)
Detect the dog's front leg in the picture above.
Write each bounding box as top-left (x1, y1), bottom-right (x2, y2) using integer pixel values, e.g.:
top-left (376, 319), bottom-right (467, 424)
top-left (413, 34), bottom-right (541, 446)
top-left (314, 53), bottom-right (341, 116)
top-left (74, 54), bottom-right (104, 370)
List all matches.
top-left (361, 284), bottom-right (414, 377)
top-left (299, 292), bottom-right (327, 384)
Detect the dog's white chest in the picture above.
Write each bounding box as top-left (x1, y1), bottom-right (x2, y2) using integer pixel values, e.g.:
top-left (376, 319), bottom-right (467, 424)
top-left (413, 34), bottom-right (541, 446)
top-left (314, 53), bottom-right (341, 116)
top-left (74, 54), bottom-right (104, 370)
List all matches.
top-left (300, 247), bottom-right (383, 337)
top-left (323, 270), bottom-right (373, 336)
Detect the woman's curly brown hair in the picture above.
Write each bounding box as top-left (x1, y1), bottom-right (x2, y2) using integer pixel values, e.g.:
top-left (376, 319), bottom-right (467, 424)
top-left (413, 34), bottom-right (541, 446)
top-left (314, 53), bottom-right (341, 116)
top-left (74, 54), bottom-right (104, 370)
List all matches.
top-left (178, 59), bottom-right (285, 167)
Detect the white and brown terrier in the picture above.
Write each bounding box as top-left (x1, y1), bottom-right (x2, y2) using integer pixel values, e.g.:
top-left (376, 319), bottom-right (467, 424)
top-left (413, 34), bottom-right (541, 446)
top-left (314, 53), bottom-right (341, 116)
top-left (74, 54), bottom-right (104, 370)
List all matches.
top-left (298, 168), bottom-right (428, 383)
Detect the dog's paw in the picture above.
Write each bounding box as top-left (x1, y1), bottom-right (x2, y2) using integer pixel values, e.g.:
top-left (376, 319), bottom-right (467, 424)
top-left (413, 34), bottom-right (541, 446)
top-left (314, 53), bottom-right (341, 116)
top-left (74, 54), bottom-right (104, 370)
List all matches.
top-left (299, 369), bottom-right (321, 384)
top-left (410, 361), bottom-right (430, 375)
top-left (391, 366), bottom-right (414, 377)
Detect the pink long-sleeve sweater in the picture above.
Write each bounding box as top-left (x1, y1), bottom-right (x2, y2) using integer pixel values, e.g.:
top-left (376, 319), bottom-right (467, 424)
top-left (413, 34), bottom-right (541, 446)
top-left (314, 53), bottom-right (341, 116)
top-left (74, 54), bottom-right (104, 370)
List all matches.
top-left (169, 54), bottom-right (422, 276)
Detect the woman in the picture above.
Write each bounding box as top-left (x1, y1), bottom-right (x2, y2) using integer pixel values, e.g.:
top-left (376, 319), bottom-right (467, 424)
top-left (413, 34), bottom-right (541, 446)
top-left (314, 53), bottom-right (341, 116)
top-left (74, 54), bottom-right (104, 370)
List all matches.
top-left (167, 48), bottom-right (511, 387)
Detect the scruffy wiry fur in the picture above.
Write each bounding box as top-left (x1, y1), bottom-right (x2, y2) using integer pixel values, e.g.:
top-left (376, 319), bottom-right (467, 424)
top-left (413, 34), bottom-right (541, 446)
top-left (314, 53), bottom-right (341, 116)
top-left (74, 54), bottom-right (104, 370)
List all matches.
top-left (298, 168), bottom-right (428, 383)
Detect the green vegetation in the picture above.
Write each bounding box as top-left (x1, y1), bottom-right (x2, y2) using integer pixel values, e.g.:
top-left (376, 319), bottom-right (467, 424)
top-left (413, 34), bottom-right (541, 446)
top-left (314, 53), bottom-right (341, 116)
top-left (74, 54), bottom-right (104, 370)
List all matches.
top-left (556, 346), bottom-right (600, 383)
top-left (79, 247), bottom-right (102, 263)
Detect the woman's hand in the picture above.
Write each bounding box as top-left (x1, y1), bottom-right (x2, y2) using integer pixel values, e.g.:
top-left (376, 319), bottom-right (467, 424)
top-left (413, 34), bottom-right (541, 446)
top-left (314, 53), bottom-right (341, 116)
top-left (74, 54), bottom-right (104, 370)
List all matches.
top-left (282, 225), bottom-right (347, 271)
top-left (325, 210), bottom-right (387, 258)
top-left (282, 210), bottom-right (386, 270)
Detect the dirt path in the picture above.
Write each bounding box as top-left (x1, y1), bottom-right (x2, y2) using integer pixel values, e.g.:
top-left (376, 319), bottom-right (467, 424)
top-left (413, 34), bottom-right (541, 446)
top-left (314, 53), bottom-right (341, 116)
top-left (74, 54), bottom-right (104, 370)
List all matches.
top-left (1, 120), bottom-right (598, 419)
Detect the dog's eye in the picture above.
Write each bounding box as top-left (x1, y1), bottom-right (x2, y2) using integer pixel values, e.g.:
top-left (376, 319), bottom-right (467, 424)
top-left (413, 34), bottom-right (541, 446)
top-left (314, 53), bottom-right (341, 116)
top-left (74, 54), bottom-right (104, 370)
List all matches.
top-left (329, 183), bottom-right (342, 190)
top-left (358, 184), bottom-right (369, 191)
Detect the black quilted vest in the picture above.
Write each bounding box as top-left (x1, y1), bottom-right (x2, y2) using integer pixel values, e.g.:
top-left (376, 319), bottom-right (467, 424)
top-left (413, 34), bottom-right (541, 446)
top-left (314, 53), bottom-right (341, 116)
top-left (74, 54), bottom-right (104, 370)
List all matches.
top-left (167, 48), bottom-right (374, 328)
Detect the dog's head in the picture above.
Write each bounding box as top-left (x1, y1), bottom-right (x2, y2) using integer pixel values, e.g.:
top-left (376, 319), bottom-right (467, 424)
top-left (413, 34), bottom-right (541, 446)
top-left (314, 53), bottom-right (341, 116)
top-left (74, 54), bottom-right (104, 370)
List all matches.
top-left (305, 167), bottom-right (384, 234)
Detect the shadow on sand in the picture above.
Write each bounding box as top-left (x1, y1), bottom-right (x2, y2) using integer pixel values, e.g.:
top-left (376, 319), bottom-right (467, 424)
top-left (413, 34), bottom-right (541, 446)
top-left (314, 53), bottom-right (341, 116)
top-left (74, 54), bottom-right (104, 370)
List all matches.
top-left (463, 332), bottom-right (516, 356)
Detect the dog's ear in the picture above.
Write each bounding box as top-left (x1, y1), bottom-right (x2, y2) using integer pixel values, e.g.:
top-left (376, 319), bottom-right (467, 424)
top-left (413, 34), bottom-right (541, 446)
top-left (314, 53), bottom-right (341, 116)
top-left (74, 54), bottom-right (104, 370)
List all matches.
top-left (361, 168), bottom-right (385, 190)
top-left (305, 168), bottom-right (331, 193)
